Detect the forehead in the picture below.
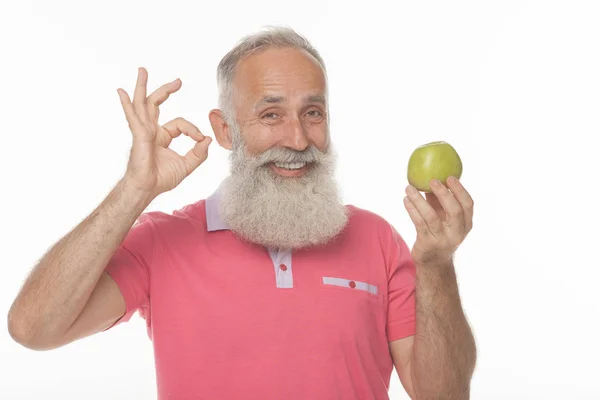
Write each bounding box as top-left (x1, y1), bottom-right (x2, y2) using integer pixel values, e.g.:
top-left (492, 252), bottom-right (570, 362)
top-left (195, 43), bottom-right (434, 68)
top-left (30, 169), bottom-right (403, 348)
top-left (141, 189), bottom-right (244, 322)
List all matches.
top-left (232, 47), bottom-right (326, 102)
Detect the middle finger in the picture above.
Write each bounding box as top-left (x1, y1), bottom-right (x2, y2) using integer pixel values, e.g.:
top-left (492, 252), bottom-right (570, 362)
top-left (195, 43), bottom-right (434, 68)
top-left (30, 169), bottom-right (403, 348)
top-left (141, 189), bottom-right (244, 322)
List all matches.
top-left (429, 179), bottom-right (464, 231)
top-left (147, 78), bottom-right (182, 124)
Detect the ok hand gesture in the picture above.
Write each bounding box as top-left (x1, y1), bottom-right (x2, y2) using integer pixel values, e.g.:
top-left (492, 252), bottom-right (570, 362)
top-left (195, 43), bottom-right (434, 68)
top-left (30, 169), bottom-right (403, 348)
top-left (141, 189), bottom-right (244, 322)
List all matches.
top-left (118, 67), bottom-right (212, 199)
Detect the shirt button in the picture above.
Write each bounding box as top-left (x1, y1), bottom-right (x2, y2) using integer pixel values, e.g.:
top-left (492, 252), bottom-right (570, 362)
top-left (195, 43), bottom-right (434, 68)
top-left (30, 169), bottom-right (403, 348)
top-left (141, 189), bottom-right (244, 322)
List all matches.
top-left (279, 264), bottom-right (288, 271)
top-left (349, 281), bottom-right (356, 288)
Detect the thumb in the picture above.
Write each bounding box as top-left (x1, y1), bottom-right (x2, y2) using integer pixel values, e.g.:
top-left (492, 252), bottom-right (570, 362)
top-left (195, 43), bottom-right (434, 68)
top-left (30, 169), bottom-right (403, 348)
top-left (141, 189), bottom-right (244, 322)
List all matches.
top-left (183, 136), bottom-right (212, 173)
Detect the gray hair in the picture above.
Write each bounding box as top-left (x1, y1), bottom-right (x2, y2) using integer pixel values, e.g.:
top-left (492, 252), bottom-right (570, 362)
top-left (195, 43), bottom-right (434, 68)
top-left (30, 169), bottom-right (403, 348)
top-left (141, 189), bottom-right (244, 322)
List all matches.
top-left (216, 26), bottom-right (328, 126)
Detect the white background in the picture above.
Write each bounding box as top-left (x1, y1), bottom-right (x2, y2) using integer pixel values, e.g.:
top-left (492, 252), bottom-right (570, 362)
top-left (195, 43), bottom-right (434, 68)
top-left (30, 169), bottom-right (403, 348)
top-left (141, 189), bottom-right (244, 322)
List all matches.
top-left (1, 0), bottom-right (599, 398)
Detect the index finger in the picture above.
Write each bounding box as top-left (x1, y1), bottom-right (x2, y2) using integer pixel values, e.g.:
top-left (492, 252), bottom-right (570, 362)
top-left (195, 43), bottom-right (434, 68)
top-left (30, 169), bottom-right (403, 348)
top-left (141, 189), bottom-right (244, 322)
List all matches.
top-left (160, 117), bottom-right (206, 146)
top-left (147, 78), bottom-right (182, 123)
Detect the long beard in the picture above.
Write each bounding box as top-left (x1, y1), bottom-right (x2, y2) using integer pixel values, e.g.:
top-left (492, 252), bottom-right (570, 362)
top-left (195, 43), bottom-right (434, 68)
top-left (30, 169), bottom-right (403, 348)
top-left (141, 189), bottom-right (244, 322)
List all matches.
top-left (218, 131), bottom-right (349, 250)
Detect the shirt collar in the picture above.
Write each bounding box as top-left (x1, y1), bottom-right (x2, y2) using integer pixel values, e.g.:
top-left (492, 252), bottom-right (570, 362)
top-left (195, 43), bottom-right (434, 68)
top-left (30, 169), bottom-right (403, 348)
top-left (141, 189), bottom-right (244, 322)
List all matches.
top-left (205, 184), bottom-right (230, 232)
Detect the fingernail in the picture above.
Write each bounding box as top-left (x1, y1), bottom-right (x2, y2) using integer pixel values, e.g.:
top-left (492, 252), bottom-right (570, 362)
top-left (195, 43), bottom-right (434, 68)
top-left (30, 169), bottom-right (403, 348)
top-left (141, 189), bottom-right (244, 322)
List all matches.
top-left (407, 185), bottom-right (417, 194)
top-left (448, 176), bottom-right (457, 184)
top-left (431, 179), bottom-right (441, 187)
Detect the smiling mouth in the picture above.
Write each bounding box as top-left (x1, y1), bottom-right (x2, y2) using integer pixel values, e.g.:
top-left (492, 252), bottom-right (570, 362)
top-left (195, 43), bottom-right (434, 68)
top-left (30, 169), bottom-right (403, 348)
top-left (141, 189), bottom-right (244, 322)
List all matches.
top-left (269, 161), bottom-right (313, 177)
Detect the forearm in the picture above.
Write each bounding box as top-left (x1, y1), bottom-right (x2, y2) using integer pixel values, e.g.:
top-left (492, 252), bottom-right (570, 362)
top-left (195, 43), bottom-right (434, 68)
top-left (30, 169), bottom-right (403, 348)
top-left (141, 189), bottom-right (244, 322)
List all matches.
top-left (8, 178), bottom-right (152, 345)
top-left (411, 261), bottom-right (477, 399)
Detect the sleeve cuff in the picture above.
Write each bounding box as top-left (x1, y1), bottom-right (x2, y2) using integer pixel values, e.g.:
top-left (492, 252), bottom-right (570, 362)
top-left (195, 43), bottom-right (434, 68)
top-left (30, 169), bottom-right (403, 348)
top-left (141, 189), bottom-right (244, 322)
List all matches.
top-left (387, 319), bottom-right (416, 342)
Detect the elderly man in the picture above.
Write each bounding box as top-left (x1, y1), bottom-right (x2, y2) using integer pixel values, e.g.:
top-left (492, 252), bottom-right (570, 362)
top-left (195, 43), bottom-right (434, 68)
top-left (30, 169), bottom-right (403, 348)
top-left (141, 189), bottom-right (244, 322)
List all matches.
top-left (8, 27), bottom-right (477, 399)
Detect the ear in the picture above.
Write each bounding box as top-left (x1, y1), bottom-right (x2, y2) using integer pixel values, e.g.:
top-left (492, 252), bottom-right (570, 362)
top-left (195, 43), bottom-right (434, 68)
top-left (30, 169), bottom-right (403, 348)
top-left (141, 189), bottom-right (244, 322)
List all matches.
top-left (208, 109), bottom-right (233, 150)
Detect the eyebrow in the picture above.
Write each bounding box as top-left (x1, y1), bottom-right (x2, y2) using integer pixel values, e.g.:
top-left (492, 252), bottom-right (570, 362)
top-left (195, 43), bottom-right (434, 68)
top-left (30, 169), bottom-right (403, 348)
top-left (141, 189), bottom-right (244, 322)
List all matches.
top-left (254, 94), bottom-right (326, 111)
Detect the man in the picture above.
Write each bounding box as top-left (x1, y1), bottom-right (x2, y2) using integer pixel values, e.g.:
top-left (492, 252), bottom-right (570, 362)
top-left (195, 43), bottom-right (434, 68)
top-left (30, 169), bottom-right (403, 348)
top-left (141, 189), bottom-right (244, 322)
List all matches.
top-left (8, 26), bottom-right (477, 399)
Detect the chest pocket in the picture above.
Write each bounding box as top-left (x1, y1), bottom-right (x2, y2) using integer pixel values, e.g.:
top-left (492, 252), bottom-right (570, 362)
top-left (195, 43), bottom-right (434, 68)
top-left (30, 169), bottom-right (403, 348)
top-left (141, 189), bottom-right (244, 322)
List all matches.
top-left (322, 276), bottom-right (379, 296)
top-left (314, 275), bottom-right (384, 349)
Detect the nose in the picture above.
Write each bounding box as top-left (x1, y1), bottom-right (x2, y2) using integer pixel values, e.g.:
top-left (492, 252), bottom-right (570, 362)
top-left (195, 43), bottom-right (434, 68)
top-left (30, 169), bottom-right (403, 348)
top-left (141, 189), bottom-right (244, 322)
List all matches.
top-left (280, 116), bottom-right (309, 151)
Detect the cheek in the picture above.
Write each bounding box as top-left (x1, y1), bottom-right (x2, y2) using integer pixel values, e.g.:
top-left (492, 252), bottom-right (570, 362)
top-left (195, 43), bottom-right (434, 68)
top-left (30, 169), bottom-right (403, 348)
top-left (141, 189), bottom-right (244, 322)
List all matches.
top-left (241, 122), bottom-right (280, 154)
top-left (307, 123), bottom-right (329, 150)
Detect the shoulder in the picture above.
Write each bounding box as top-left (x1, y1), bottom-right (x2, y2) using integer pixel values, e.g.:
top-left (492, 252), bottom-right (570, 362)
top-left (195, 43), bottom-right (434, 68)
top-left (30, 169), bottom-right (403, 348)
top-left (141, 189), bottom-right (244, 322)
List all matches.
top-left (135, 199), bottom-right (209, 235)
top-left (344, 204), bottom-right (410, 247)
top-left (341, 205), bottom-right (413, 277)
top-left (345, 204), bottom-right (395, 233)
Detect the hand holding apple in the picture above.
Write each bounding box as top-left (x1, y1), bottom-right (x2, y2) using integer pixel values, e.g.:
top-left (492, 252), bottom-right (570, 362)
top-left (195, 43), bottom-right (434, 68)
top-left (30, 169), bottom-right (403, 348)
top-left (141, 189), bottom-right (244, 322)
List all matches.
top-left (404, 142), bottom-right (473, 268)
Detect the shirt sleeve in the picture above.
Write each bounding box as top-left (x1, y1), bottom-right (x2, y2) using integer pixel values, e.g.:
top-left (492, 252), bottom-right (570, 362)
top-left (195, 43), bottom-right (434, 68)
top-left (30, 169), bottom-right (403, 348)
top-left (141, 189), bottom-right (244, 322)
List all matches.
top-left (103, 212), bottom-right (155, 330)
top-left (385, 223), bottom-right (417, 342)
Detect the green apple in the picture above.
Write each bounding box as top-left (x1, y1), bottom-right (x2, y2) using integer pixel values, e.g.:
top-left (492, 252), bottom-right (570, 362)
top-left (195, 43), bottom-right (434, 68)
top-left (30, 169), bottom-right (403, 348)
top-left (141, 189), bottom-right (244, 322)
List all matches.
top-left (407, 141), bottom-right (463, 192)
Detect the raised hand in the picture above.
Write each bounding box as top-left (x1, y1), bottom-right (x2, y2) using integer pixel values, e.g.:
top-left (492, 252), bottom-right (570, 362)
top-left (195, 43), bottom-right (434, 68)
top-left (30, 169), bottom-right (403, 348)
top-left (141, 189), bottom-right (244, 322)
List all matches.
top-left (117, 67), bottom-right (212, 199)
top-left (403, 177), bottom-right (474, 267)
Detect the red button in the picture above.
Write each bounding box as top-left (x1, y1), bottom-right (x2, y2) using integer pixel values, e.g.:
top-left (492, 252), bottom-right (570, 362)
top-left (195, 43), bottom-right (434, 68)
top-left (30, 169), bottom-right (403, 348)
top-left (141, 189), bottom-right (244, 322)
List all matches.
top-left (349, 281), bottom-right (356, 288)
top-left (279, 264), bottom-right (288, 271)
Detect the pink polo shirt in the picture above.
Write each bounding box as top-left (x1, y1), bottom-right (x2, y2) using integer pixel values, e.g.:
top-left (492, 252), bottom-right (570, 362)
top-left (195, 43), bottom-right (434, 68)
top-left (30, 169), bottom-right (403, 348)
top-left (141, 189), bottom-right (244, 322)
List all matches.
top-left (104, 186), bottom-right (416, 399)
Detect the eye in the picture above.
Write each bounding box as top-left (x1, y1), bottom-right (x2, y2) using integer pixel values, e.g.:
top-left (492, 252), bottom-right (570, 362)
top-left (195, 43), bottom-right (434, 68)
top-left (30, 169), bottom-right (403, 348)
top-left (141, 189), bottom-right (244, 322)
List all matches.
top-left (262, 112), bottom-right (279, 119)
top-left (306, 110), bottom-right (323, 117)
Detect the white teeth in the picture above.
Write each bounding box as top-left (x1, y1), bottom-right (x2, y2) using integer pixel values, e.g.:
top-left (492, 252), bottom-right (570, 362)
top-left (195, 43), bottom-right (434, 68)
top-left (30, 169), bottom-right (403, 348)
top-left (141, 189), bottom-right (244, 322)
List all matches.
top-left (274, 162), bottom-right (307, 170)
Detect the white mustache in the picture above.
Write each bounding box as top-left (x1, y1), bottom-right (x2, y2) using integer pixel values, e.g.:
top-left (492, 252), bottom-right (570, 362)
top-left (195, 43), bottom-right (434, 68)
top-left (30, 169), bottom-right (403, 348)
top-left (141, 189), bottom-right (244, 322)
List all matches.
top-left (256, 146), bottom-right (322, 166)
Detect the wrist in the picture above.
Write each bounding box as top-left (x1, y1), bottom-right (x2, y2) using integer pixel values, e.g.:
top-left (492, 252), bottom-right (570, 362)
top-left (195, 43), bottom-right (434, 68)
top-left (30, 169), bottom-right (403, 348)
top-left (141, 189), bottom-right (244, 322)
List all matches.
top-left (114, 178), bottom-right (155, 212)
top-left (415, 257), bottom-right (455, 271)
top-left (415, 259), bottom-right (461, 299)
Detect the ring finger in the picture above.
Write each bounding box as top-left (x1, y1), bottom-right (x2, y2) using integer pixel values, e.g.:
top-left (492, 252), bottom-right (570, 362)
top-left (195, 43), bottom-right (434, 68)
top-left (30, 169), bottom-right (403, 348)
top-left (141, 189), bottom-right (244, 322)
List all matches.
top-left (133, 67), bottom-right (150, 123)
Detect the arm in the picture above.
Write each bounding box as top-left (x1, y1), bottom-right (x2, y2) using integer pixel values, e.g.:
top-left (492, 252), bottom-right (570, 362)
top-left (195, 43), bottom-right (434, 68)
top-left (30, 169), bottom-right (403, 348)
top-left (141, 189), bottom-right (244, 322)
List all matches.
top-left (7, 67), bottom-right (211, 350)
top-left (390, 260), bottom-right (476, 399)
top-left (411, 260), bottom-right (476, 398)
top-left (7, 179), bottom-right (152, 350)
top-left (392, 176), bottom-right (477, 398)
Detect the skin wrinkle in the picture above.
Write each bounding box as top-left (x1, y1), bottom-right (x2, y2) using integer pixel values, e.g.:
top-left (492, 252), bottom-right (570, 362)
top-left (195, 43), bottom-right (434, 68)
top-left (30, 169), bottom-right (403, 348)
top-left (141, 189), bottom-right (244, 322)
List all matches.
top-left (215, 47), bottom-right (349, 250)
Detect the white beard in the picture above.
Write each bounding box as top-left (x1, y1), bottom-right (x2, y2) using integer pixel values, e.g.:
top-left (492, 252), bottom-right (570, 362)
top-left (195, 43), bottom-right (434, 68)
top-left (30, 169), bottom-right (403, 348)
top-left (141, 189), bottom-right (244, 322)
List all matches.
top-left (218, 128), bottom-right (349, 250)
